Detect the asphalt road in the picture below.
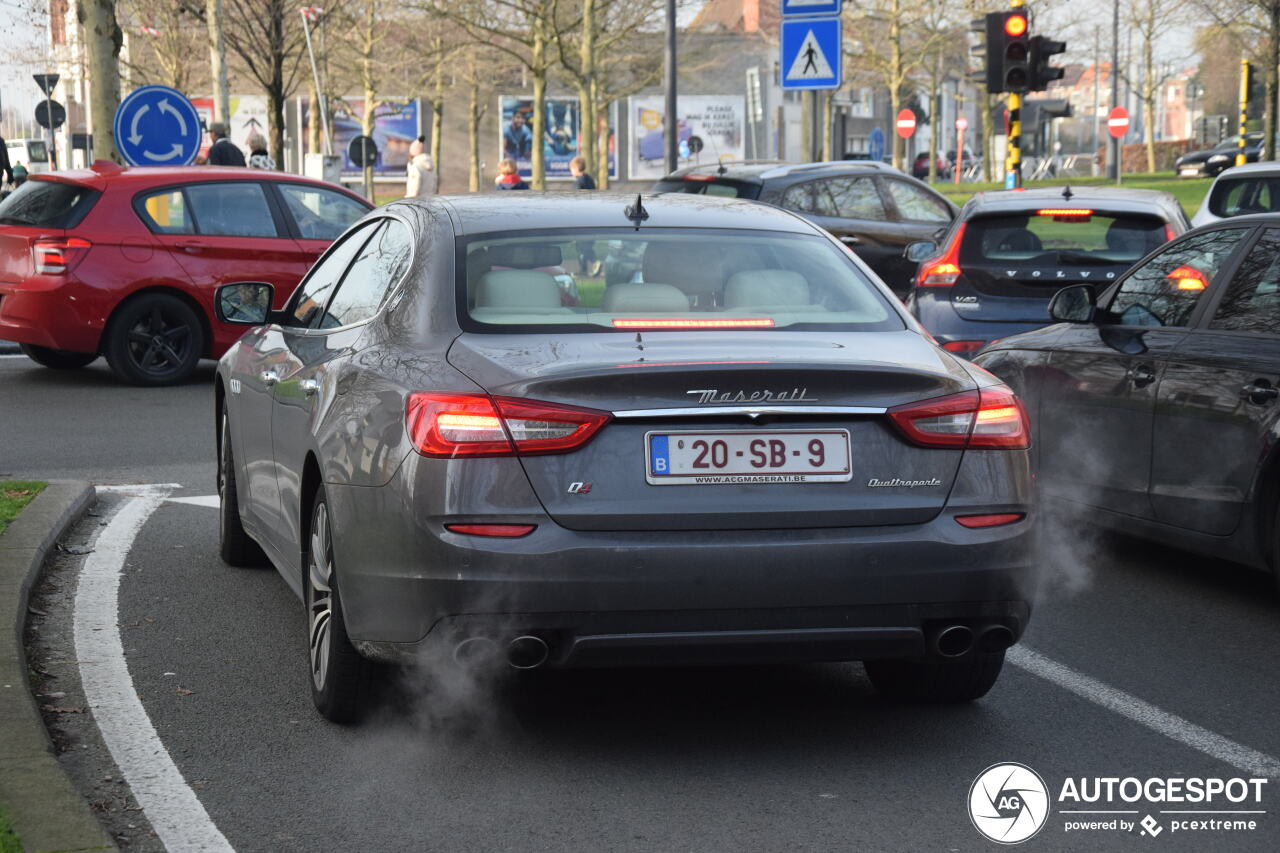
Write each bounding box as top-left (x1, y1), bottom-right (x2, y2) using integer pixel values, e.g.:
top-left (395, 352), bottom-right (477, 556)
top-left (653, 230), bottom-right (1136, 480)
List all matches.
top-left (6, 353), bottom-right (1280, 852)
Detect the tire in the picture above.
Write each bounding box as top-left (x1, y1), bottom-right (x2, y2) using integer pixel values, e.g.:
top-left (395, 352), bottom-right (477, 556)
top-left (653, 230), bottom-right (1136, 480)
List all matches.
top-left (103, 293), bottom-right (204, 386)
top-left (19, 343), bottom-right (98, 369)
top-left (305, 489), bottom-right (369, 723)
top-left (864, 651), bottom-right (1006, 703)
top-left (218, 410), bottom-right (267, 567)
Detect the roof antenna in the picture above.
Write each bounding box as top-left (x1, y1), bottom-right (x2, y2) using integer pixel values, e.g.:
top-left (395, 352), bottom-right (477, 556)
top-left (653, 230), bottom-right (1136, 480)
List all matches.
top-left (1062, 185), bottom-right (1074, 201)
top-left (625, 194), bottom-right (649, 230)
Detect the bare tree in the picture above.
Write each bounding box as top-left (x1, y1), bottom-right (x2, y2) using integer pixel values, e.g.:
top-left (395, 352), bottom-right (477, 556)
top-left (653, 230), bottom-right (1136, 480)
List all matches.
top-left (1194, 0), bottom-right (1280, 160)
top-left (1120, 0), bottom-right (1182, 171)
top-left (78, 0), bottom-right (124, 162)
top-left (118, 0), bottom-right (205, 91)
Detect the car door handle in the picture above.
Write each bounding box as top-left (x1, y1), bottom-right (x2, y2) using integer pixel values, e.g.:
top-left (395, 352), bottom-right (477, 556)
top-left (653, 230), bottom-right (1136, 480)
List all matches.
top-left (839, 235), bottom-right (861, 246)
top-left (174, 239), bottom-right (208, 253)
top-left (260, 370), bottom-right (279, 387)
top-left (299, 378), bottom-right (320, 396)
top-left (1242, 382), bottom-right (1279, 402)
top-left (1126, 364), bottom-right (1156, 386)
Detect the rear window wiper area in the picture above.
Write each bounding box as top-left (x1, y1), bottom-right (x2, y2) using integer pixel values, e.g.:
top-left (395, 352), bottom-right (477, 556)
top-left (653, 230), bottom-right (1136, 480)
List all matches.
top-left (0, 216), bottom-right (35, 225)
top-left (1055, 250), bottom-right (1131, 265)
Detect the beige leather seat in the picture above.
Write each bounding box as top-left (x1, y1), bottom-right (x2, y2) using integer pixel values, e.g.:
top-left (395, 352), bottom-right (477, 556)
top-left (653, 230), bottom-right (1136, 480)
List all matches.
top-left (474, 269), bottom-right (565, 313)
top-left (601, 283), bottom-right (691, 313)
top-left (723, 270), bottom-right (811, 310)
top-left (641, 242), bottom-right (725, 307)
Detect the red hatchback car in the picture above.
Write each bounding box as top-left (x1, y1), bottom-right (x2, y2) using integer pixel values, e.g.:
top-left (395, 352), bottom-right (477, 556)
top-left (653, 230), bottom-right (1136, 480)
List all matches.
top-left (0, 162), bottom-right (372, 384)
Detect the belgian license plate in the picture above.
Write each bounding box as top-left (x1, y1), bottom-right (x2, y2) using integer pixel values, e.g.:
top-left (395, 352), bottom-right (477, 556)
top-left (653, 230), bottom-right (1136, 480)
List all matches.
top-left (1180, 168), bottom-right (1200, 176)
top-left (645, 430), bottom-right (852, 485)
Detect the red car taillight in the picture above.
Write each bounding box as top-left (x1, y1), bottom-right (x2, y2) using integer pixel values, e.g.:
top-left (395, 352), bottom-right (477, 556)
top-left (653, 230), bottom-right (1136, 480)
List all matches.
top-left (887, 387), bottom-right (1029, 449)
top-left (406, 393), bottom-right (611, 458)
top-left (33, 238), bottom-right (92, 274)
top-left (942, 339), bottom-right (988, 354)
top-left (917, 223), bottom-right (966, 287)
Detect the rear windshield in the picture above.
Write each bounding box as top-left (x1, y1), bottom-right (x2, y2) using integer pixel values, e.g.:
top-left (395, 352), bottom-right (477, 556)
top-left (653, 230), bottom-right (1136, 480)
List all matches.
top-left (0, 179), bottom-right (100, 228)
top-left (959, 212), bottom-right (1168, 266)
top-left (459, 228), bottom-right (902, 333)
top-left (1207, 177), bottom-right (1280, 218)
top-left (651, 178), bottom-right (762, 199)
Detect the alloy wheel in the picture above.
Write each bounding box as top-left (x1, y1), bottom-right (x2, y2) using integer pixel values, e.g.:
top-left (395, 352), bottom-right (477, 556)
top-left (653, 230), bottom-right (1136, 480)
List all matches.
top-left (125, 305), bottom-right (193, 376)
top-left (307, 503), bottom-right (334, 691)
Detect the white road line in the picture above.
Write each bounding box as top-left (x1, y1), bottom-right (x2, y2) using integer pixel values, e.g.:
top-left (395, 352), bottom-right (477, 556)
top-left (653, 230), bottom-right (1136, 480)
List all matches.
top-left (74, 485), bottom-right (235, 853)
top-left (0, 353), bottom-right (29, 358)
top-left (1009, 646), bottom-right (1280, 778)
top-left (167, 495), bottom-right (220, 508)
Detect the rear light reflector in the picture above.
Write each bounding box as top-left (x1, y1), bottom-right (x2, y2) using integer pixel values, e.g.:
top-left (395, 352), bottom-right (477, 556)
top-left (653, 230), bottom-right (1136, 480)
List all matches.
top-left (445, 523), bottom-right (537, 537)
top-left (33, 237), bottom-right (92, 274)
top-left (887, 387), bottom-right (1030, 449)
top-left (942, 340), bottom-right (987, 353)
top-left (406, 393), bottom-right (611, 458)
top-left (917, 223), bottom-right (966, 287)
top-left (683, 174), bottom-right (716, 182)
top-left (611, 318), bottom-right (775, 329)
top-left (955, 513), bottom-right (1025, 528)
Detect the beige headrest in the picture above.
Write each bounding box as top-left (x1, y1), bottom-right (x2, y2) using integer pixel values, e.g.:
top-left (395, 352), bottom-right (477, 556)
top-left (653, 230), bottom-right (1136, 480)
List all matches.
top-left (475, 269), bottom-right (562, 309)
top-left (601, 283), bottom-right (691, 313)
top-left (723, 270), bottom-right (811, 308)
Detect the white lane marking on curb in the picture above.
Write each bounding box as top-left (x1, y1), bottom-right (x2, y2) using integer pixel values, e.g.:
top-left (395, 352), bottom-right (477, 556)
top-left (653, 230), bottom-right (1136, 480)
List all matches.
top-left (74, 485), bottom-right (236, 853)
top-left (1009, 646), bottom-right (1280, 778)
top-left (167, 495), bottom-right (220, 508)
top-left (0, 353), bottom-right (29, 358)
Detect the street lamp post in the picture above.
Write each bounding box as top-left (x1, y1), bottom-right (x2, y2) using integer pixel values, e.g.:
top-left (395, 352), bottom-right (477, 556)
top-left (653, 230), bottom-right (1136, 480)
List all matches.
top-left (1109, 0), bottom-right (1120, 180)
top-left (664, 0), bottom-right (678, 175)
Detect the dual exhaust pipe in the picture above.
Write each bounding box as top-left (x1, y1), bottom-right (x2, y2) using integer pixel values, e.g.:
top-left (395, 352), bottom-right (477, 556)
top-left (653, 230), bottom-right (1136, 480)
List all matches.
top-left (931, 623), bottom-right (1015, 658)
top-left (452, 634), bottom-right (549, 670)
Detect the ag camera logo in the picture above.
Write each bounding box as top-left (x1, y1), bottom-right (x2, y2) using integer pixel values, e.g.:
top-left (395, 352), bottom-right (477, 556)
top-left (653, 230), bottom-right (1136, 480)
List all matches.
top-left (969, 763), bottom-right (1050, 844)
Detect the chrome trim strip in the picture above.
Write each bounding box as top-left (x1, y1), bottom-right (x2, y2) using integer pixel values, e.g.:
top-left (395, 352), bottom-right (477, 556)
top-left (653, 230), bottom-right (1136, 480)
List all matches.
top-left (612, 405), bottom-right (887, 419)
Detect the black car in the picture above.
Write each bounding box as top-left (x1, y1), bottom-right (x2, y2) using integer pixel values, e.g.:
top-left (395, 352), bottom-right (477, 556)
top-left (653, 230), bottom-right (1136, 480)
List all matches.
top-left (653, 161), bottom-right (959, 296)
top-left (906, 186), bottom-right (1188, 355)
top-left (1175, 133), bottom-right (1265, 178)
top-left (974, 214), bottom-right (1280, 583)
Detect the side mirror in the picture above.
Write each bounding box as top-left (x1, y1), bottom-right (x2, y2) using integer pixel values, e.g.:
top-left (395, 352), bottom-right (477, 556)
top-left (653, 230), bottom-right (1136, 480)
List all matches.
top-left (215, 282), bottom-right (276, 326)
top-left (1048, 284), bottom-right (1096, 323)
top-left (905, 241), bottom-right (937, 262)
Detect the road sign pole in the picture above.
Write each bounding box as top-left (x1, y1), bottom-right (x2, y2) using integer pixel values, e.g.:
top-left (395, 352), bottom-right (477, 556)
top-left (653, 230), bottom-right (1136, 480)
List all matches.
top-left (45, 99), bottom-right (58, 170)
top-left (955, 120), bottom-right (967, 185)
top-left (1238, 59), bottom-right (1250, 168)
top-left (664, 0), bottom-right (678, 175)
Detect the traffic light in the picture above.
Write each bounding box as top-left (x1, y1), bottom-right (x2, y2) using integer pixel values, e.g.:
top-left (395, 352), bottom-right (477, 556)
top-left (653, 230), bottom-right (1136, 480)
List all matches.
top-left (986, 10), bottom-right (1031, 94)
top-left (1028, 36), bottom-right (1066, 92)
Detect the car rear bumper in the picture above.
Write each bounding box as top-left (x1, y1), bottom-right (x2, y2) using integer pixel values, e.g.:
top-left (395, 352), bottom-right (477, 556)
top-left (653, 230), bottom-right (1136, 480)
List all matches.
top-left (909, 294), bottom-right (1053, 357)
top-left (0, 279), bottom-right (102, 352)
top-left (326, 479), bottom-right (1036, 665)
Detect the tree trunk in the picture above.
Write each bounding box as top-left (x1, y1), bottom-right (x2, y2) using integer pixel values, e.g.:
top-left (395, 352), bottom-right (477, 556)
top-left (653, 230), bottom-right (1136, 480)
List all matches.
top-left (77, 0), bottom-right (123, 164)
top-left (268, 87), bottom-right (286, 170)
top-left (1267, 2), bottom-right (1280, 161)
top-left (890, 0), bottom-right (904, 170)
top-left (1143, 36), bottom-right (1156, 173)
top-left (468, 81), bottom-right (482, 192)
top-left (530, 28), bottom-right (547, 189)
top-left (308, 85), bottom-right (321, 155)
top-left (207, 0), bottom-right (230, 124)
top-left (361, 1), bottom-right (377, 199)
top-left (431, 37), bottom-right (445, 175)
top-left (579, 0), bottom-right (597, 176)
top-left (594, 89), bottom-right (610, 188)
top-left (927, 80), bottom-right (939, 182)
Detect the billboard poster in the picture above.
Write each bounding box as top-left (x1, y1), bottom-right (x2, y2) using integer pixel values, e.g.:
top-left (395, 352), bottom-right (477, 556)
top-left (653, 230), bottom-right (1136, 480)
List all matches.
top-left (628, 95), bottom-right (746, 180)
top-left (300, 97), bottom-right (421, 175)
top-left (191, 95), bottom-right (269, 160)
top-left (499, 95), bottom-right (617, 180)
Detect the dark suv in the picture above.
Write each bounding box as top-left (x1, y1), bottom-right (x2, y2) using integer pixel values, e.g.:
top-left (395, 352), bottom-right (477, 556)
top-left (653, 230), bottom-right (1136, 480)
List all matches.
top-left (653, 161), bottom-right (958, 296)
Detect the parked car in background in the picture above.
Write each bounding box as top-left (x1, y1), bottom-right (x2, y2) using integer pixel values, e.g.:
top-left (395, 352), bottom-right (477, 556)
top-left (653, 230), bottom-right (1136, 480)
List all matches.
top-left (975, 214), bottom-right (1280, 585)
top-left (1174, 133), bottom-right (1265, 178)
top-left (1191, 162), bottom-right (1280, 227)
top-left (905, 187), bottom-right (1188, 355)
top-left (653, 161), bottom-right (959, 296)
top-left (911, 153), bottom-right (949, 180)
top-left (5, 138), bottom-right (51, 175)
top-left (0, 162), bottom-right (372, 385)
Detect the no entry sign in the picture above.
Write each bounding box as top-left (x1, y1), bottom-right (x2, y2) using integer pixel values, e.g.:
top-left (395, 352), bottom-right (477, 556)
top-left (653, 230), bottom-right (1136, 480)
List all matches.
top-left (896, 109), bottom-right (917, 139)
top-left (1107, 107), bottom-right (1130, 139)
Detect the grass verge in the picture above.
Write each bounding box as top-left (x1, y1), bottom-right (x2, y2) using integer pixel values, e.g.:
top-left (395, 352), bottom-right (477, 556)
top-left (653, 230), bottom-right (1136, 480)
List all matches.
top-left (936, 173), bottom-right (1213, 216)
top-left (0, 480), bottom-right (47, 536)
top-left (0, 807), bottom-right (21, 853)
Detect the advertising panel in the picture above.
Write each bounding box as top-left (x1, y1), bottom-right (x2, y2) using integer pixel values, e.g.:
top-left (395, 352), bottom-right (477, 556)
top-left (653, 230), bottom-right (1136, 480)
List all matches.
top-left (628, 95), bottom-right (746, 180)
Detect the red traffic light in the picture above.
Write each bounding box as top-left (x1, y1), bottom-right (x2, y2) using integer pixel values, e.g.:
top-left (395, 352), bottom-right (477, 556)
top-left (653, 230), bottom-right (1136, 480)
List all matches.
top-left (1005, 14), bottom-right (1027, 37)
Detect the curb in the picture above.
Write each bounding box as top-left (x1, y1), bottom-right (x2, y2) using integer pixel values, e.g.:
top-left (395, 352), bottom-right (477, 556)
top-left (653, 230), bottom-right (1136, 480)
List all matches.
top-left (0, 481), bottom-right (117, 853)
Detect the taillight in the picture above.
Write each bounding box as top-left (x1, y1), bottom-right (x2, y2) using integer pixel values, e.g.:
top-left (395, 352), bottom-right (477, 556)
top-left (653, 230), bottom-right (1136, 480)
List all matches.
top-left (942, 340), bottom-right (987, 353)
top-left (917, 223), bottom-right (966, 287)
top-left (406, 393), bottom-right (611, 458)
top-left (1167, 264), bottom-right (1208, 291)
top-left (887, 387), bottom-right (1029, 449)
top-left (1163, 224), bottom-right (1177, 242)
top-left (445, 523), bottom-right (536, 537)
top-left (956, 513), bottom-right (1025, 528)
top-left (33, 238), bottom-right (92, 274)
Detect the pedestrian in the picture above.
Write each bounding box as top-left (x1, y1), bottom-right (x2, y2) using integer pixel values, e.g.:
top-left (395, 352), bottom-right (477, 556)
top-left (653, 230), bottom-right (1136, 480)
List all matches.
top-left (569, 156), bottom-right (596, 190)
top-left (11, 163), bottom-right (27, 187)
top-left (494, 158), bottom-right (529, 191)
top-left (247, 133), bottom-right (275, 170)
top-left (206, 122), bottom-right (246, 167)
top-left (405, 136), bottom-right (438, 199)
top-left (0, 134), bottom-right (12, 186)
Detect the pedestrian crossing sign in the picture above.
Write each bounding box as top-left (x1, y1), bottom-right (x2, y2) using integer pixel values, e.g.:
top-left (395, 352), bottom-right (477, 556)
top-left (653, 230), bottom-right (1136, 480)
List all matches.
top-left (780, 17), bottom-right (842, 91)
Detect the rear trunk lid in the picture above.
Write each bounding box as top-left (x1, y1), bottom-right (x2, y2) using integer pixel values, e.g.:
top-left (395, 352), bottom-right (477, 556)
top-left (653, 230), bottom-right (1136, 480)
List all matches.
top-left (952, 210), bottom-right (1167, 322)
top-left (0, 177), bottom-right (102, 284)
top-left (447, 330), bottom-right (975, 531)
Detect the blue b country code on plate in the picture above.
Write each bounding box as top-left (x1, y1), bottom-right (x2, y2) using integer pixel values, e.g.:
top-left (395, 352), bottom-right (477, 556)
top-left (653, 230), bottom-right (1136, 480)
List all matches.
top-left (646, 430), bottom-right (852, 485)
